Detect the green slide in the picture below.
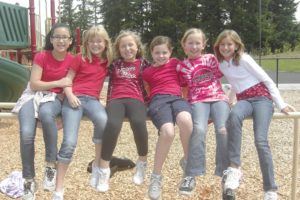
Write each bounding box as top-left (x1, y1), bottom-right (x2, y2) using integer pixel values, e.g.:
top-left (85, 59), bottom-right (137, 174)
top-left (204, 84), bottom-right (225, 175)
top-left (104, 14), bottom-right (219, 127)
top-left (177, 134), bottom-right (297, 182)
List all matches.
top-left (0, 57), bottom-right (30, 102)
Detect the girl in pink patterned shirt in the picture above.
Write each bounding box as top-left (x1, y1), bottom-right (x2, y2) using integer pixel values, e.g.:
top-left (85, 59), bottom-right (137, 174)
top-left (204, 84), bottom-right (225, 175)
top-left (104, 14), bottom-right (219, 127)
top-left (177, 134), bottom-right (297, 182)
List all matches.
top-left (177, 28), bottom-right (230, 195)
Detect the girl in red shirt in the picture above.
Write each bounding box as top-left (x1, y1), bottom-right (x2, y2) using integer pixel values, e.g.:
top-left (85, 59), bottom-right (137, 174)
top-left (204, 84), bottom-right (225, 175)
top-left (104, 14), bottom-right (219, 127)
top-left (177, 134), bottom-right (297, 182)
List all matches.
top-left (97, 30), bottom-right (149, 192)
top-left (52, 25), bottom-right (113, 200)
top-left (15, 23), bottom-right (74, 200)
top-left (143, 36), bottom-right (193, 200)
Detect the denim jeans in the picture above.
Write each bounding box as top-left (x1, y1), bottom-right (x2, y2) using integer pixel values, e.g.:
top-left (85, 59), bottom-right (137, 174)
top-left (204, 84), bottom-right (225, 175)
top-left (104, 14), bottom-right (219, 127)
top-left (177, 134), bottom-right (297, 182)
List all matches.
top-left (19, 98), bottom-right (62, 179)
top-left (227, 96), bottom-right (277, 191)
top-left (185, 101), bottom-right (230, 177)
top-left (57, 96), bottom-right (107, 163)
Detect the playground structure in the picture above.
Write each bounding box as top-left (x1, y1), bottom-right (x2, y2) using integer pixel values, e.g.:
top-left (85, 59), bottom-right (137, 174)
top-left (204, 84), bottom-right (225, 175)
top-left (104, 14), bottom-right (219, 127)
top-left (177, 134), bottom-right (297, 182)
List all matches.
top-left (0, 0), bottom-right (80, 102)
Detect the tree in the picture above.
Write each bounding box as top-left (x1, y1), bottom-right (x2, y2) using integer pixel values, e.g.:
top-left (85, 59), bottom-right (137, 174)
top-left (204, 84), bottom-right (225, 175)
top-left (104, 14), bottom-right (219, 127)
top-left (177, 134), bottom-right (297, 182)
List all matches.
top-left (268, 0), bottom-right (299, 53)
top-left (58, 0), bottom-right (76, 32)
top-left (73, 0), bottom-right (94, 33)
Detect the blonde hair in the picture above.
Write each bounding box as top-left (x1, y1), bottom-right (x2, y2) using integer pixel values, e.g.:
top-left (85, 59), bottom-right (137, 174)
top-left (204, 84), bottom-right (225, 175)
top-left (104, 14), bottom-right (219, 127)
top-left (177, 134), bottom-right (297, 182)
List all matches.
top-left (181, 28), bottom-right (207, 48)
top-left (113, 30), bottom-right (145, 59)
top-left (149, 36), bottom-right (173, 52)
top-left (82, 25), bottom-right (113, 66)
top-left (214, 29), bottom-right (245, 65)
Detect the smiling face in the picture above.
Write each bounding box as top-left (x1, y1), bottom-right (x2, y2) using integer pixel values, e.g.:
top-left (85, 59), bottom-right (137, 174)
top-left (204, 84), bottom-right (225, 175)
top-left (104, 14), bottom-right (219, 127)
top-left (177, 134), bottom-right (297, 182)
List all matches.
top-left (219, 36), bottom-right (237, 61)
top-left (151, 44), bottom-right (172, 66)
top-left (182, 32), bottom-right (205, 59)
top-left (87, 35), bottom-right (106, 57)
top-left (119, 35), bottom-right (138, 62)
top-left (50, 27), bottom-right (72, 53)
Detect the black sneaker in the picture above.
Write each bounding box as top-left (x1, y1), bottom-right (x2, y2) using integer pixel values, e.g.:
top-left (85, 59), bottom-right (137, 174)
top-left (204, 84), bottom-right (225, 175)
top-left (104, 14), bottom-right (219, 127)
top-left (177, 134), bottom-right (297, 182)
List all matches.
top-left (43, 166), bottom-right (56, 191)
top-left (179, 176), bottom-right (196, 195)
top-left (23, 180), bottom-right (37, 200)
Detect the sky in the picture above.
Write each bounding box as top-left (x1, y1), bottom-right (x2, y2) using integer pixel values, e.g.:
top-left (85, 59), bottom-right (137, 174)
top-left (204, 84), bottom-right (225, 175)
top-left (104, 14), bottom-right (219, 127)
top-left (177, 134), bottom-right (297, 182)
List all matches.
top-left (1, 0), bottom-right (300, 23)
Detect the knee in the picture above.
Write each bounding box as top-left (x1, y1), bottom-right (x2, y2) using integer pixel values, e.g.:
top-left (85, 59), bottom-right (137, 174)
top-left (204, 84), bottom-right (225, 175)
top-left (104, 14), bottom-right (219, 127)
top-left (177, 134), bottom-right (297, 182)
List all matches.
top-left (106, 120), bottom-right (119, 131)
top-left (255, 138), bottom-right (269, 150)
top-left (39, 110), bottom-right (56, 122)
top-left (160, 129), bottom-right (175, 140)
top-left (193, 124), bottom-right (207, 136)
top-left (20, 127), bottom-right (35, 142)
top-left (93, 114), bottom-right (108, 128)
top-left (216, 127), bottom-right (227, 135)
top-left (227, 111), bottom-right (242, 126)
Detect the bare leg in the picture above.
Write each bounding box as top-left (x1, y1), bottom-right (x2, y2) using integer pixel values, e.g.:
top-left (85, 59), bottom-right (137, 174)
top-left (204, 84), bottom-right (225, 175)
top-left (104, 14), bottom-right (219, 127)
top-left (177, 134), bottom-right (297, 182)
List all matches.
top-left (176, 111), bottom-right (193, 161)
top-left (153, 123), bottom-right (175, 175)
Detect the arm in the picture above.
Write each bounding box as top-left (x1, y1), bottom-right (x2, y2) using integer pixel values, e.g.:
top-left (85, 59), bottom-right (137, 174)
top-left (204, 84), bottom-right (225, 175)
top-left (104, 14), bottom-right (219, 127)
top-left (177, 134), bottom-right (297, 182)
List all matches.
top-left (181, 87), bottom-right (188, 99)
top-left (30, 64), bottom-right (72, 91)
top-left (243, 54), bottom-right (287, 111)
top-left (211, 54), bottom-right (224, 79)
top-left (64, 69), bottom-right (81, 108)
top-left (143, 81), bottom-right (150, 96)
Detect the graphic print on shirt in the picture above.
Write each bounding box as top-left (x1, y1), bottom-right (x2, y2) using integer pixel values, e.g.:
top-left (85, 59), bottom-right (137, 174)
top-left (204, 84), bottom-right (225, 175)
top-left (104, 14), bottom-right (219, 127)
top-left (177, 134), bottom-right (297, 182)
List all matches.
top-left (116, 65), bottom-right (136, 79)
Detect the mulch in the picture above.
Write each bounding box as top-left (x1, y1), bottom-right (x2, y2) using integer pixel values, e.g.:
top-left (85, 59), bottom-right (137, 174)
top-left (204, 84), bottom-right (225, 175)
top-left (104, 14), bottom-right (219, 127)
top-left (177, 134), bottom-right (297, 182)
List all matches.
top-left (0, 90), bottom-right (299, 200)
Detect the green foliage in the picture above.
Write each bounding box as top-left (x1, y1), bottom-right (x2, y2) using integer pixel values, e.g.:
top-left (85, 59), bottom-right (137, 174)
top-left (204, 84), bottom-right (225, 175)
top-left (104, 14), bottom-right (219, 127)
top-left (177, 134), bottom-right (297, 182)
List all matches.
top-left (58, 0), bottom-right (300, 57)
top-left (259, 58), bottom-right (300, 72)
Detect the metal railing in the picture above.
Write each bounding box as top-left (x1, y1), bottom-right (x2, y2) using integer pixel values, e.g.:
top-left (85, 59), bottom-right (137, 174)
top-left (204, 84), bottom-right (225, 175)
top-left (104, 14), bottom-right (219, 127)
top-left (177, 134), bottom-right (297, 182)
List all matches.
top-left (0, 102), bottom-right (300, 199)
top-left (255, 57), bottom-right (300, 87)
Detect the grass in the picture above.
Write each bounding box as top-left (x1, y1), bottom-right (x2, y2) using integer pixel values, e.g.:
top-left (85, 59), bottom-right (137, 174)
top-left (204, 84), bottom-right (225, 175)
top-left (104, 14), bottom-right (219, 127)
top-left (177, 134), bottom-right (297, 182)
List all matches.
top-left (253, 50), bottom-right (300, 72)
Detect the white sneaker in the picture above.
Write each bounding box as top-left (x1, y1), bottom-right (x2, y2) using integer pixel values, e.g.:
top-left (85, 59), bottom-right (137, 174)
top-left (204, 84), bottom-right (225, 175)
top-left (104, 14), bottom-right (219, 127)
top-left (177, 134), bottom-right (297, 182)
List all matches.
top-left (148, 174), bottom-right (162, 200)
top-left (223, 167), bottom-right (242, 190)
top-left (22, 179), bottom-right (37, 200)
top-left (96, 168), bottom-right (110, 192)
top-left (133, 160), bottom-right (147, 185)
top-left (52, 191), bottom-right (64, 200)
top-left (264, 191), bottom-right (278, 200)
top-left (43, 166), bottom-right (56, 191)
top-left (89, 162), bottom-right (99, 188)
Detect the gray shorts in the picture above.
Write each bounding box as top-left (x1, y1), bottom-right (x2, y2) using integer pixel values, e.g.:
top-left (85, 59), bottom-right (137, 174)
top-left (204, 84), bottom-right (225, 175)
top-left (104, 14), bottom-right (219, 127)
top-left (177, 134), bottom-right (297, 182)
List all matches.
top-left (148, 94), bottom-right (191, 130)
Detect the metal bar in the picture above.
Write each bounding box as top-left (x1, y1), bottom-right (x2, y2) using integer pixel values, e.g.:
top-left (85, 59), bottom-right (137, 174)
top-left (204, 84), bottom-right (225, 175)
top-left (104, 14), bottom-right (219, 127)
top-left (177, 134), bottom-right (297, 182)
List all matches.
top-left (276, 58), bottom-right (279, 88)
top-left (1, 104), bottom-right (300, 198)
top-left (291, 118), bottom-right (299, 200)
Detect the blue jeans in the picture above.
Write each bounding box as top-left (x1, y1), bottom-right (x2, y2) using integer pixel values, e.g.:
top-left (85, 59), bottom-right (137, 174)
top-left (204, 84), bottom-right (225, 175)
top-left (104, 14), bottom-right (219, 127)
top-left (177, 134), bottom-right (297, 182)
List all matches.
top-left (57, 96), bottom-right (107, 163)
top-left (227, 96), bottom-right (277, 191)
top-left (185, 101), bottom-right (230, 177)
top-left (19, 98), bottom-right (62, 179)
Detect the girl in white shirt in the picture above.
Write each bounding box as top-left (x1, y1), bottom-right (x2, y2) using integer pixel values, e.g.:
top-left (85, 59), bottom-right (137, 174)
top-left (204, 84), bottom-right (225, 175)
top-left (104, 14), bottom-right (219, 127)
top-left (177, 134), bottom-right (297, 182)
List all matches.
top-left (213, 29), bottom-right (294, 200)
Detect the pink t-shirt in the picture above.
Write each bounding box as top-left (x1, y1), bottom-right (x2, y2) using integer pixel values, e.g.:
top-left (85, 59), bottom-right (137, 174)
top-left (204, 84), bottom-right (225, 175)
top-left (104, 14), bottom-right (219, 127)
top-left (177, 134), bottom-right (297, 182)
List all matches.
top-left (177, 54), bottom-right (228, 103)
top-left (70, 54), bottom-right (108, 99)
top-left (34, 51), bottom-right (74, 93)
top-left (108, 59), bottom-right (145, 102)
top-left (142, 58), bottom-right (182, 100)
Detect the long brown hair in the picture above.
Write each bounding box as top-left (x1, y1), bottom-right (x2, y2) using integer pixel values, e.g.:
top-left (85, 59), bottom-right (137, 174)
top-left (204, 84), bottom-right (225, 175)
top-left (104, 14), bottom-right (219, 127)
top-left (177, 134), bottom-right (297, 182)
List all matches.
top-left (214, 29), bottom-right (245, 65)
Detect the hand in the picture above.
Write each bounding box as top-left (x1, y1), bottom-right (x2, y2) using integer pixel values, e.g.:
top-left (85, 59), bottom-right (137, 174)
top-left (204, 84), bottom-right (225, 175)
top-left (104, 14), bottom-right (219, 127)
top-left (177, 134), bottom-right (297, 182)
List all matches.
top-left (281, 104), bottom-right (296, 115)
top-left (67, 95), bottom-right (81, 108)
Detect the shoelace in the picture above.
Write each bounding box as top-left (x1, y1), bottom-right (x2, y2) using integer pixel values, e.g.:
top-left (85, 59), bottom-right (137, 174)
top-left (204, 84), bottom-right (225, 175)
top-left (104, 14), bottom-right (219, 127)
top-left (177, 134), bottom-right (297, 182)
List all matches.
top-left (181, 177), bottom-right (194, 188)
top-left (46, 167), bottom-right (55, 181)
top-left (150, 177), bottom-right (161, 191)
top-left (98, 170), bottom-right (109, 184)
top-left (24, 182), bottom-right (33, 194)
top-left (224, 170), bottom-right (240, 183)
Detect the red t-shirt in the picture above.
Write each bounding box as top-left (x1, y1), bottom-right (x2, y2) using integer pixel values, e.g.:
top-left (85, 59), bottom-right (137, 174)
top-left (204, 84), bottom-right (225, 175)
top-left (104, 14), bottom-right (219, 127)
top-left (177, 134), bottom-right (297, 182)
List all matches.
top-left (108, 59), bottom-right (144, 102)
top-left (34, 51), bottom-right (74, 93)
top-left (70, 54), bottom-right (108, 99)
top-left (142, 58), bottom-right (182, 100)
